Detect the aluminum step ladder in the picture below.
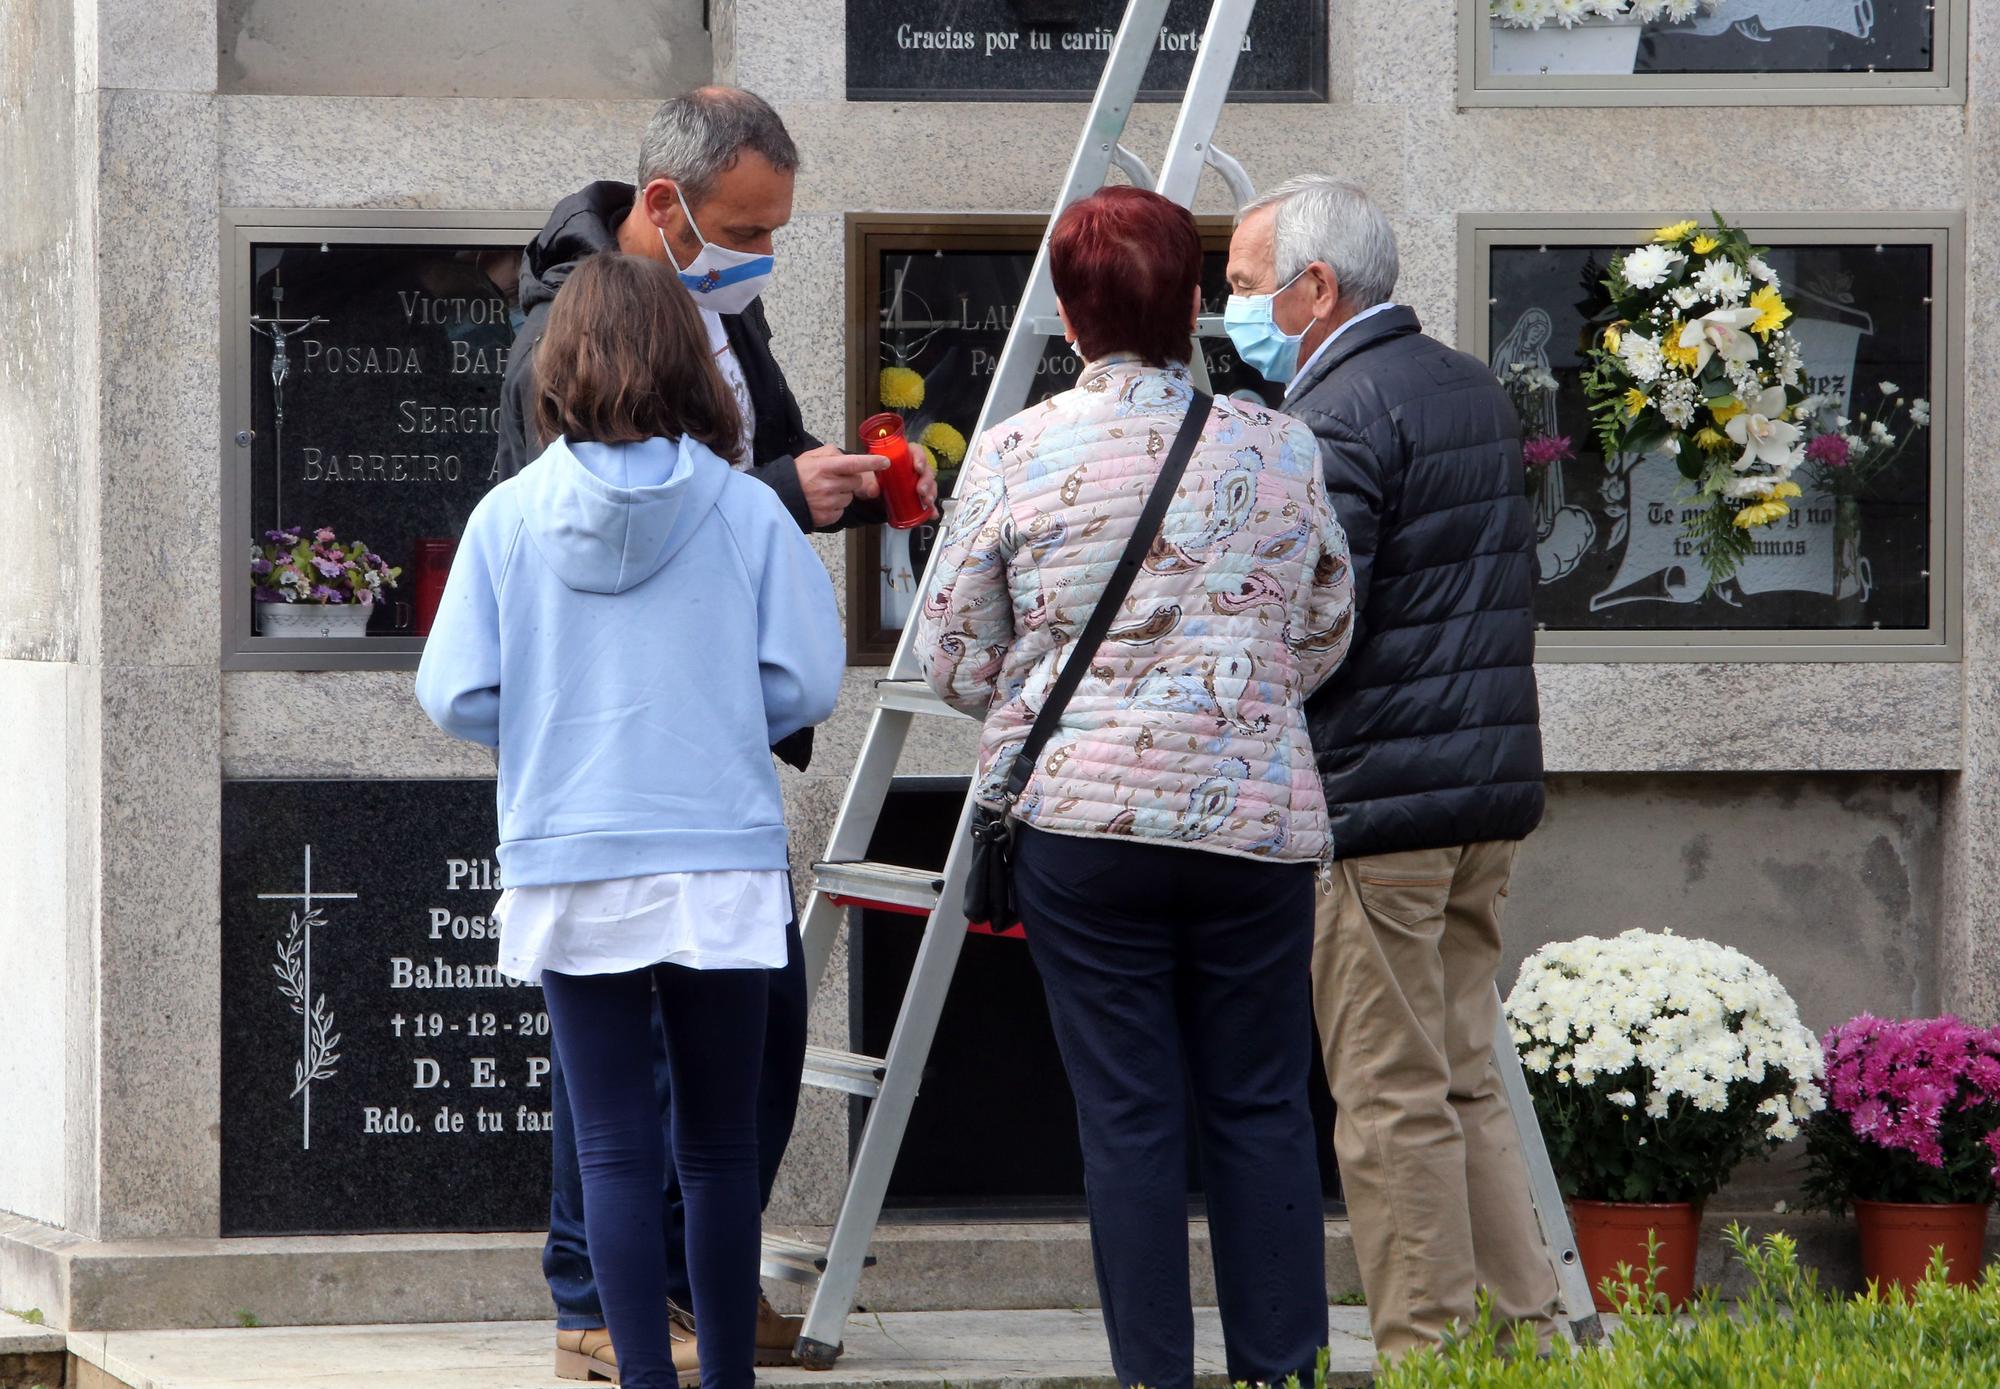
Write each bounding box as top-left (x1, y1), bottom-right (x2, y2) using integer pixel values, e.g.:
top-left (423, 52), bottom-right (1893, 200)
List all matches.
top-left (775, 0), bottom-right (1603, 1366)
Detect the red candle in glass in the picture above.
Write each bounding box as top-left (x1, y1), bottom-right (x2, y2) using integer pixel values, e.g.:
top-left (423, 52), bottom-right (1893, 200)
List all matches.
top-left (412, 537), bottom-right (458, 637)
top-left (860, 412), bottom-right (936, 531)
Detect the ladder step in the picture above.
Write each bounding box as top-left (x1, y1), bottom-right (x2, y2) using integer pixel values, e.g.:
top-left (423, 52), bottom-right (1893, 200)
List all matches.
top-left (813, 860), bottom-right (944, 913)
top-left (761, 1232), bottom-right (875, 1287)
top-left (803, 1044), bottom-right (888, 1098)
top-left (876, 679), bottom-right (965, 718)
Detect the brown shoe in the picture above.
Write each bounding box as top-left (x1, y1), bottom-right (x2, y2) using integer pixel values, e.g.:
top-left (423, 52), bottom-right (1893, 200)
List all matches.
top-left (555, 1327), bottom-right (619, 1383)
top-left (667, 1303), bottom-right (702, 1378)
top-left (554, 1318), bottom-right (699, 1384)
top-left (754, 1294), bottom-right (803, 1367)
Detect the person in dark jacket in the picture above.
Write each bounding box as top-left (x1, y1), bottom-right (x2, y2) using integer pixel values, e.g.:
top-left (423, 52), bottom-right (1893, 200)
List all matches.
top-left (501, 88), bottom-right (934, 1383)
top-left (1225, 176), bottom-right (1557, 1362)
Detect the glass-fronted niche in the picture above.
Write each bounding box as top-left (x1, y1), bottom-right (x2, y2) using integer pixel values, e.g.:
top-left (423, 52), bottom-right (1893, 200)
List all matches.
top-left (1465, 214), bottom-right (1960, 661)
top-left (1461, 0), bottom-right (1965, 105)
top-left (222, 212), bottom-right (545, 670)
top-left (844, 213), bottom-right (1282, 663)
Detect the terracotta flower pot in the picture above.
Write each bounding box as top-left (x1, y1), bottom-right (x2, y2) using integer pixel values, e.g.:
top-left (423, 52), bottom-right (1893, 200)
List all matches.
top-left (1854, 1200), bottom-right (1990, 1295)
top-left (1570, 1199), bottom-right (1702, 1312)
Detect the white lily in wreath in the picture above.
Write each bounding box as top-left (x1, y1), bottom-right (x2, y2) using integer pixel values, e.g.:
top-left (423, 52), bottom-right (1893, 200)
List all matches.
top-left (1725, 386), bottom-right (1801, 474)
top-left (1679, 306), bottom-right (1762, 373)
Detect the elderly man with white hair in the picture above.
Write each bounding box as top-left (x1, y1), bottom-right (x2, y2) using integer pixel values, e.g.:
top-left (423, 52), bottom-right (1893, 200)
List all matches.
top-left (1225, 178), bottom-right (1558, 1361)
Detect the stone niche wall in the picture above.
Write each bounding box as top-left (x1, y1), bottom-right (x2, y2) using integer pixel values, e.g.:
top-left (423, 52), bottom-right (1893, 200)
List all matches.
top-left (217, 0), bottom-right (712, 98)
top-left (1510, 773), bottom-right (1942, 1030)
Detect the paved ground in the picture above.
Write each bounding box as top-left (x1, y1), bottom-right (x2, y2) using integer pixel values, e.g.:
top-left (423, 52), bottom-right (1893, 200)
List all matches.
top-left (64, 1308), bottom-right (1382, 1389)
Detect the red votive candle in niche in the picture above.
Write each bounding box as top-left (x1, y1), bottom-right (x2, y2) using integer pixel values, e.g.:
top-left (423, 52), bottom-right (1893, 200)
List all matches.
top-left (860, 412), bottom-right (936, 531)
top-left (412, 537), bottom-right (457, 637)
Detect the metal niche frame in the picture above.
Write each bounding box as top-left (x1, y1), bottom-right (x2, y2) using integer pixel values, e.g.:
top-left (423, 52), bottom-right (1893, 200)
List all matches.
top-left (220, 209), bottom-right (547, 672)
top-left (1460, 210), bottom-right (1963, 663)
top-left (1457, 0), bottom-right (1967, 107)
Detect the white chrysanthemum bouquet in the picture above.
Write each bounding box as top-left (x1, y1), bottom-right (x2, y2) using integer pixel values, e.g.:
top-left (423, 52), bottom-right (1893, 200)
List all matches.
top-left (1489, 0), bottom-right (1724, 30)
top-left (1582, 215), bottom-right (1807, 590)
top-left (1505, 928), bottom-right (1825, 1203)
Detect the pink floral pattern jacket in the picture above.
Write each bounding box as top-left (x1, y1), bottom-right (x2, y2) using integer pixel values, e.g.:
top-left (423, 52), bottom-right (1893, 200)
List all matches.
top-left (916, 358), bottom-right (1355, 864)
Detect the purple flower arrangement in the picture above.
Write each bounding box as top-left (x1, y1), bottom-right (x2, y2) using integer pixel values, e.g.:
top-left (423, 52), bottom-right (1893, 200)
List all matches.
top-left (1521, 434), bottom-right (1575, 470)
top-left (1804, 433), bottom-right (1851, 471)
top-left (1803, 1015), bottom-right (2000, 1213)
top-left (250, 526), bottom-right (402, 606)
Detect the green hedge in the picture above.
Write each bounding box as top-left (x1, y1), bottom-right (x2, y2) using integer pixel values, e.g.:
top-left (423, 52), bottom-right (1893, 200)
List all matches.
top-left (1344, 1226), bottom-right (2000, 1388)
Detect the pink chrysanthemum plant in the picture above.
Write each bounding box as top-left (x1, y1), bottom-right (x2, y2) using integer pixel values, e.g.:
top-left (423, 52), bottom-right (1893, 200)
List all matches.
top-left (251, 526), bottom-right (401, 606)
top-left (1802, 1015), bottom-right (2000, 1214)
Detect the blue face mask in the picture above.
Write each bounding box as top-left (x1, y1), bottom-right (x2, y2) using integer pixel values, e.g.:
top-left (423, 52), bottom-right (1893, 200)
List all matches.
top-left (1223, 268), bottom-right (1310, 385)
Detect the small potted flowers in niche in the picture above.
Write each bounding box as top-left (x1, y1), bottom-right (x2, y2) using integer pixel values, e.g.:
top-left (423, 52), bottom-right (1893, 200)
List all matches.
top-left (1804, 1016), bottom-right (2000, 1294)
top-left (1504, 928), bottom-right (1824, 1310)
top-left (251, 526), bottom-right (401, 638)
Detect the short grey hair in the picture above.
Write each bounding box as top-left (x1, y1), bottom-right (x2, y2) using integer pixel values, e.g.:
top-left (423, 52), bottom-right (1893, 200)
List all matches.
top-left (637, 87), bottom-right (800, 205)
top-left (1241, 176), bottom-right (1399, 311)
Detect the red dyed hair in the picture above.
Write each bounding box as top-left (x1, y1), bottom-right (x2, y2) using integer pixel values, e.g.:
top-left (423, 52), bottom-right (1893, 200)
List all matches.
top-left (1049, 185), bottom-right (1201, 369)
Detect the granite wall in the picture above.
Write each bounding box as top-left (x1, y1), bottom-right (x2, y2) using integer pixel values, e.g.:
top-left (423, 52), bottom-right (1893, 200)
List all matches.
top-left (0, 0), bottom-right (87, 1230)
top-left (0, 0), bottom-right (1985, 1253)
top-left (218, 0), bottom-right (713, 100)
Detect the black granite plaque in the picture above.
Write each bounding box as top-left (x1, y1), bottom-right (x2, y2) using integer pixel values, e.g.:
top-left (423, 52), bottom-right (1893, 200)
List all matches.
top-left (246, 241), bottom-right (524, 635)
top-left (845, 0), bottom-right (1327, 102)
top-left (221, 779), bottom-right (551, 1236)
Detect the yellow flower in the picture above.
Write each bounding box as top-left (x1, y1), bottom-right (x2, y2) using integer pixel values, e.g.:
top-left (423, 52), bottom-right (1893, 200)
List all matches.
top-left (879, 366), bottom-right (925, 411)
top-left (1694, 427), bottom-right (1728, 452)
top-left (1602, 323), bottom-right (1623, 353)
top-left (1709, 397), bottom-right (1745, 426)
top-left (1749, 285), bottom-right (1792, 338)
top-left (1690, 234), bottom-right (1721, 255)
top-left (1733, 500), bottom-right (1790, 529)
top-left (919, 421), bottom-right (968, 469)
top-left (1624, 387), bottom-right (1649, 418)
top-left (1653, 219), bottom-right (1699, 244)
top-left (1772, 480), bottom-right (1803, 501)
top-left (1660, 323), bottom-right (1702, 373)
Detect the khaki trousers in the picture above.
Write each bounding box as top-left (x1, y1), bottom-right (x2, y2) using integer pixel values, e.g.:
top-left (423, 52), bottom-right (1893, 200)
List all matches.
top-left (1311, 840), bottom-right (1559, 1361)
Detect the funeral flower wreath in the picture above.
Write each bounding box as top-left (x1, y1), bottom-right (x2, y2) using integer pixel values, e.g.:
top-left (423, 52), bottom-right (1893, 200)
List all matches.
top-left (1505, 928), bottom-right (1825, 1203)
top-left (1582, 216), bottom-right (1807, 590)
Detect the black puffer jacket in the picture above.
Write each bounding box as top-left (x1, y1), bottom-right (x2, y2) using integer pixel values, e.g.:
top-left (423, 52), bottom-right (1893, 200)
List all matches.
top-left (1284, 306), bottom-right (1544, 860)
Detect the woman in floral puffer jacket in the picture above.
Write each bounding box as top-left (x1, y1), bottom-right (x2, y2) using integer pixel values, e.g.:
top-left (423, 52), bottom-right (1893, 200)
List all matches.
top-left (915, 186), bottom-right (1354, 1389)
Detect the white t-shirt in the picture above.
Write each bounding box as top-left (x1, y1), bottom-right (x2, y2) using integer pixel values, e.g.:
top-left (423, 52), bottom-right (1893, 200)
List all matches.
top-left (495, 871), bottom-right (792, 981)
top-left (704, 309), bottom-right (757, 471)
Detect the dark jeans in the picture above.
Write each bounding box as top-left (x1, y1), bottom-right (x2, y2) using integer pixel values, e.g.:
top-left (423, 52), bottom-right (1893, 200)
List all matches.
top-left (1014, 826), bottom-right (1329, 1389)
top-left (542, 963), bottom-right (768, 1389)
top-left (545, 919), bottom-right (808, 1329)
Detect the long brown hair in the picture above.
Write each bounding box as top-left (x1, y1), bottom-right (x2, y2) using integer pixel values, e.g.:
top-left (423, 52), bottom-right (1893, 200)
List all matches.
top-left (532, 252), bottom-right (743, 461)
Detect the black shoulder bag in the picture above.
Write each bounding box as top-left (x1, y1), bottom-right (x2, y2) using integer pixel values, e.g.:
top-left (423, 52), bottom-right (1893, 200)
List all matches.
top-left (962, 391), bottom-right (1211, 931)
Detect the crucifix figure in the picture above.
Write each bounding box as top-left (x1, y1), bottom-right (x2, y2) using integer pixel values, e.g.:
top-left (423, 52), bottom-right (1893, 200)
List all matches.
top-left (249, 270), bottom-right (328, 529)
top-left (259, 845), bottom-right (356, 1150)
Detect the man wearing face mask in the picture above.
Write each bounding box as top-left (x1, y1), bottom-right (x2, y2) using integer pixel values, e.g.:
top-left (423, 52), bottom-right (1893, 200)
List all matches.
top-left (1224, 177), bottom-right (1555, 1362)
top-left (491, 88), bottom-right (935, 1383)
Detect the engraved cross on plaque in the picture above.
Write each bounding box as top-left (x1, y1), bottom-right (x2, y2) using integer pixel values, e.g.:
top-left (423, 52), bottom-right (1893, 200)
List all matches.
top-left (259, 845), bottom-right (356, 1150)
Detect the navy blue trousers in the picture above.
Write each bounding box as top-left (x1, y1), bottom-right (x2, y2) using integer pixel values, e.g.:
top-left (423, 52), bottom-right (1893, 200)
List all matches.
top-left (1014, 826), bottom-right (1330, 1389)
top-left (541, 962), bottom-right (769, 1389)
top-left (544, 920), bottom-right (808, 1329)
